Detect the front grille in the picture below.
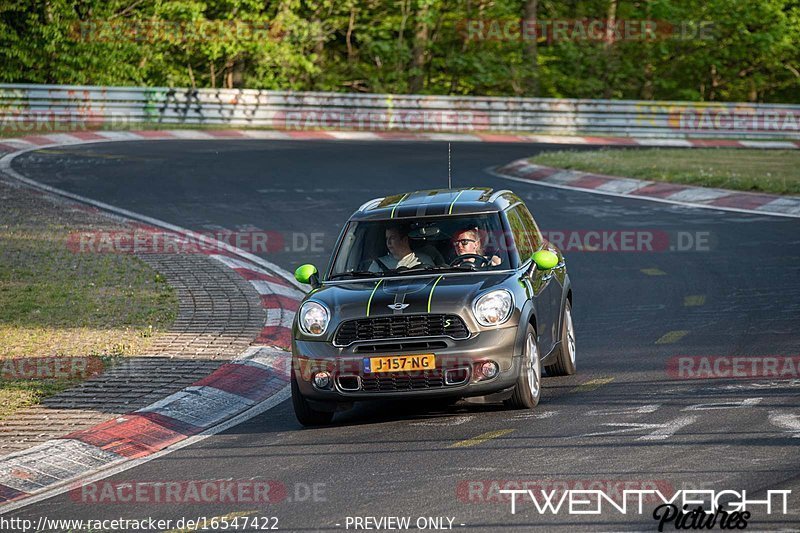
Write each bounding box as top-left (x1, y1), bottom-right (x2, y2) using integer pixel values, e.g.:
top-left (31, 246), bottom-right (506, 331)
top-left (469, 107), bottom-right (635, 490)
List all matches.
top-left (334, 314), bottom-right (469, 346)
top-left (361, 369), bottom-right (445, 391)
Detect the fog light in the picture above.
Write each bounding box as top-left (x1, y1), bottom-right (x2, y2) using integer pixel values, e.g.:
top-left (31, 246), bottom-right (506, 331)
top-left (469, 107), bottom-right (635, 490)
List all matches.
top-left (313, 371), bottom-right (331, 389)
top-left (479, 361), bottom-right (499, 379)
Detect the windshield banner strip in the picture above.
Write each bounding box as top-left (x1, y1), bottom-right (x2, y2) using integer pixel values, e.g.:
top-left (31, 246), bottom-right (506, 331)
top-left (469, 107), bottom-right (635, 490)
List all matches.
top-left (366, 279), bottom-right (383, 316)
top-left (427, 275), bottom-right (444, 313)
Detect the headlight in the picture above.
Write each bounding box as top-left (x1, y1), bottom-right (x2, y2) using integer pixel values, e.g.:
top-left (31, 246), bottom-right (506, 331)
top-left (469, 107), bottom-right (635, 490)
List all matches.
top-left (298, 301), bottom-right (329, 336)
top-left (473, 290), bottom-right (513, 327)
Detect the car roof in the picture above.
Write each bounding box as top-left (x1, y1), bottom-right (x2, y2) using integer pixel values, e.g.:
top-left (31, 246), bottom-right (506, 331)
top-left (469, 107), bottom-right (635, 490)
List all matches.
top-left (350, 187), bottom-right (523, 221)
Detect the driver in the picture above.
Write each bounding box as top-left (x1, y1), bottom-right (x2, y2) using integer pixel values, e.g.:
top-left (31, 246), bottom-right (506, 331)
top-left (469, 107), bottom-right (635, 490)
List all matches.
top-left (451, 227), bottom-right (502, 267)
top-left (369, 224), bottom-right (434, 272)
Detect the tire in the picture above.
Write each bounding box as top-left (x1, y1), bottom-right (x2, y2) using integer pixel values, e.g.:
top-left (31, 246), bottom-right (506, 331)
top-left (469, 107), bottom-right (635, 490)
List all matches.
top-left (545, 300), bottom-right (577, 376)
top-left (291, 373), bottom-right (334, 426)
top-left (504, 323), bottom-right (541, 409)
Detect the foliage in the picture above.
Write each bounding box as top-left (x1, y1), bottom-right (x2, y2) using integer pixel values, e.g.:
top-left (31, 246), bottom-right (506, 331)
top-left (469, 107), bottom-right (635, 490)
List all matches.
top-left (1, 0), bottom-right (798, 102)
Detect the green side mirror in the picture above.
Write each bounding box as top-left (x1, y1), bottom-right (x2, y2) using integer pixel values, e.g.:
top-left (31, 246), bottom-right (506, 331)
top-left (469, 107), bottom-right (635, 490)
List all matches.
top-left (532, 250), bottom-right (559, 270)
top-left (294, 264), bottom-right (318, 285)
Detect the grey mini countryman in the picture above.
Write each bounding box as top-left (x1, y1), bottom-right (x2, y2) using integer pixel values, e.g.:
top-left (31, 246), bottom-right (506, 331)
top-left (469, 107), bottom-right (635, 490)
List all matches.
top-left (291, 187), bottom-right (575, 426)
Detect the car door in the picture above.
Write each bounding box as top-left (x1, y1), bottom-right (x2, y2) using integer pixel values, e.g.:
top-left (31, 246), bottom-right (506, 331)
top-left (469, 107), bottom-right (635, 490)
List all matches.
top-left (516, 204), bottom-right (563, 354)
top-left (507, 205), bottom-right (557, 353)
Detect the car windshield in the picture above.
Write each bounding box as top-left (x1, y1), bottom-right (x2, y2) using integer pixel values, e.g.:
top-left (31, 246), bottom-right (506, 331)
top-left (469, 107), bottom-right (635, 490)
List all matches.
top-left (329, 213), bottom-right (512, 279)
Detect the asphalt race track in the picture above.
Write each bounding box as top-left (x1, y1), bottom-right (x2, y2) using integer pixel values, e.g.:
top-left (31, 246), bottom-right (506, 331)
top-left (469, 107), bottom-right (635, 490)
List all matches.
top-left (6, 140), bottom-right (800, 531)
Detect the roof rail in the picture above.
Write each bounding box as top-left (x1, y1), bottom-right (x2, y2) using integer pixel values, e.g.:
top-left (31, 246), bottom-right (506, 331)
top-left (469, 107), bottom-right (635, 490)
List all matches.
top-left (488, 189), bottom-right (512, 202)
top-left (358, 198), bottom-right (383, 212)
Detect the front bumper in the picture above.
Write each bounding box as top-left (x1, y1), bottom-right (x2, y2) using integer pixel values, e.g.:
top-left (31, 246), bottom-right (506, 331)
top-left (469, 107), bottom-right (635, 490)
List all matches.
top-left (292, 327), bottom-right (521, 401)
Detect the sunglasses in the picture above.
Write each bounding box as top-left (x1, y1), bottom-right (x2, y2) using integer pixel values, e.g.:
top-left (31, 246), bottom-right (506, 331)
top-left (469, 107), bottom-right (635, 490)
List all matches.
top-left (452, 238), bottom-right (477, 246)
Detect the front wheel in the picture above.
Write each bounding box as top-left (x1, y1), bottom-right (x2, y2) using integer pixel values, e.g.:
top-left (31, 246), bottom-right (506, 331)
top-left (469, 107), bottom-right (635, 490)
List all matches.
top-left (291, 373), bottom-right (334, 426)
top-left (545, 300), bottom-right (576, 376)
top-left (505, 324), bottom-right (541, 409)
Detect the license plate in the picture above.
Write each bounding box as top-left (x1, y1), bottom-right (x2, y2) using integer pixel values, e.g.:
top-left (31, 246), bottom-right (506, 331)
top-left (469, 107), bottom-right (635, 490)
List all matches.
top-left (364, 354), bottom-right (435, 373)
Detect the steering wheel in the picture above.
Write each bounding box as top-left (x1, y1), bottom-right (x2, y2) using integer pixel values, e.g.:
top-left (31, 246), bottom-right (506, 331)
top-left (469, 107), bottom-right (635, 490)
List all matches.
top-left (450, 254), bottom-right (490, 268)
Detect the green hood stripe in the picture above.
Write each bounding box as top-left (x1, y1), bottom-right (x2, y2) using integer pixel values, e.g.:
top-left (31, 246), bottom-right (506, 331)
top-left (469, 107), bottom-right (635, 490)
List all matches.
top-left (427, 275), bottom-right (444, 313)
top-left (448, 190), bottom-right (466, 214)
top-left (390, 193), bottom-right (408, 218)
top-left (366, 279), bottom-right (383, 316)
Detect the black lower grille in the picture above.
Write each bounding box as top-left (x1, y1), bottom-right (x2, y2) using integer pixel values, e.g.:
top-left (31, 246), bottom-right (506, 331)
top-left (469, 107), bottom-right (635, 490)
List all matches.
top-left (335, 314), bottom-right (469, 345)
top-left (361, 370), bottom-right (445, 392)
top-left (354, 340), bottom-right (448, 354)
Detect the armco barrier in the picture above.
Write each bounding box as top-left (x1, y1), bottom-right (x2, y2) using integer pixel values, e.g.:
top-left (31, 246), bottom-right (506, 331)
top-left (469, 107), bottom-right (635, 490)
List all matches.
top-left (1, 84), bottom-right (798, 139)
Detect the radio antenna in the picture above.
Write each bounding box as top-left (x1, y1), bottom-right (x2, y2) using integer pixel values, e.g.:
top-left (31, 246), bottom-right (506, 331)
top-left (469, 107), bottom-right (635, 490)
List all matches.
top-left (448, 142), bottom-right (452, 189)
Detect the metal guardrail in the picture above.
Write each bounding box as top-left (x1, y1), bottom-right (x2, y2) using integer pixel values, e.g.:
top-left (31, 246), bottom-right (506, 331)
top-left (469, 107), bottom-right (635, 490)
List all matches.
top-left (1, 84), bottom-right (798, 139)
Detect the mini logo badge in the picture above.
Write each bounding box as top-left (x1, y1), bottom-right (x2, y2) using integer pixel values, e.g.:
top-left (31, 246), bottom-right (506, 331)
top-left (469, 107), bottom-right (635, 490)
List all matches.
top-left (388, 303), bottom-right (410, 311)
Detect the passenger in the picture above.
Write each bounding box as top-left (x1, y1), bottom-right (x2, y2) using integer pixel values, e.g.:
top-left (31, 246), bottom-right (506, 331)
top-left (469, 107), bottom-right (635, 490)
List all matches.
top-left (370, 225), bottom-right (434, 272)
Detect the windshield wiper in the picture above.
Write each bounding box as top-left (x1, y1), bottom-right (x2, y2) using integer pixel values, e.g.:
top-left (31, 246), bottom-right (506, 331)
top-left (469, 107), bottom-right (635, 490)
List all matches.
top-left (329, 270), bottom-right (384, 280)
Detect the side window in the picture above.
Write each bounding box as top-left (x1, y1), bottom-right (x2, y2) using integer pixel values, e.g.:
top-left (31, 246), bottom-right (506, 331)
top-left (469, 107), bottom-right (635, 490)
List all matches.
top-left (506, 206), bottom-right (534, 263)
top-left (516, 204), bottom-right (543, 250)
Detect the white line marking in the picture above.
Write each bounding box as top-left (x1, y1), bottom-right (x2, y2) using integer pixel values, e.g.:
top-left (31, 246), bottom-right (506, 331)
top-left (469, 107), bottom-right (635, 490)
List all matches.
top-left (166, 130), bottom-right (215, 140)
top-left (513, 410), bottom-right (559, 420)
top-left (586, 404), bottom-right (661, 416)
top-left (720, 379), bottom-right (800, 390)
top-left (487, 166), bottom-right (800, 219)
top-left (138, 386), bottom-right (257, 428)
top-left (756, 197), bottom-right (800, 216)
top-left (33, 133), bottom-right (84, 145)
top-left (682, 397), bottom-right (763, 411)
top-left (637, 416), bottom-right (699, 441)
top-left (665, 188), bottom-right (732, 203)
top-left (769, 411), bottom-right (800, 437)
top-left (239, 130), bottom-right (292, 140)
top-left (93, 131), bottom-right (145, 141)
top-left (0, 139), bottom-right (40, 149)
top-left (576, 415), bottom-right (698, 441)
top-left (595, 178), bottom-right (648, 195)
top-left (525, 135), bottom-right (589, 144)
top-left (634, 139), bottom-right (694, 147)
top-left (542, 170), bottom-right (586, 185)
top-left (236, 346), bottom-right (291, 376)
top-left (265, 308), bottom-right (295, 329)
top-left (740, 140), bottom-right (798, 149)
top-left (0, 439), bottom-right (122, 493)
top-left (410, 416), bottom-right (475, 427)
top-left (250, 280), bottom-right (305, 299)
top-left (326, 131), bottom-right (382, 141)
top-left (422, 133), bottom-right (483, 142)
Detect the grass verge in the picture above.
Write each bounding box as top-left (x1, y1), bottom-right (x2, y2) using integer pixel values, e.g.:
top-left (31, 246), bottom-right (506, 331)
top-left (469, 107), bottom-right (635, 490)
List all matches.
top-left (0, 181), bottom-right (177, 418)
top-left (529, 148), bottom-right (800, 195)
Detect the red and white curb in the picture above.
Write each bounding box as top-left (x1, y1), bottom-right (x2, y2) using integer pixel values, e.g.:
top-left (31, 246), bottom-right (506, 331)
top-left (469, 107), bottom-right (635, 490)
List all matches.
top-left (0, 129), bottom-right (799, 153)
top-left (0, 146), bottom-right (307, 510)
top-left (492, 159), bottom-right (800, 219)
